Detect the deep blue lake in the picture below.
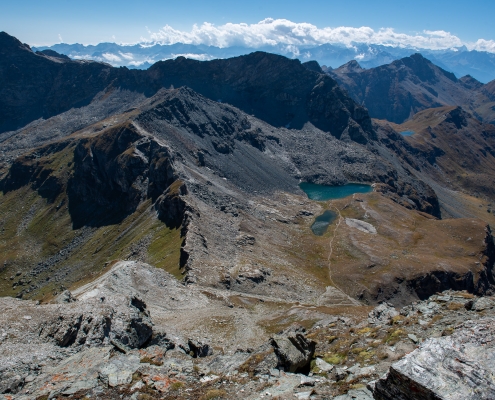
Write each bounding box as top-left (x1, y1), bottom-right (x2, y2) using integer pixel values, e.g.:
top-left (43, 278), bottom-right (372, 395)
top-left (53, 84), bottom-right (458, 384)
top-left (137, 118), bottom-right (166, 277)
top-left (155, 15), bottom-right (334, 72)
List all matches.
top-left (299, 182), bottom-right (372, 201)
top-left (311, 210), bottom-right (338, 236)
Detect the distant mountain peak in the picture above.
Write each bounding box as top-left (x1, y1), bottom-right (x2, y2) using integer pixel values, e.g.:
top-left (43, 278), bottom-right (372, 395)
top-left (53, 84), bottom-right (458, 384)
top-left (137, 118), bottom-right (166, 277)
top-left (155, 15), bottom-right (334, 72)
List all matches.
top-left (338, 60), bottom-right (363, 73)
top-left (302, 60), bottom-right (323, 73)
top-left (329, 53), bottom-right (478, 124)
top-left (459, 75), bottom-right (484, 90)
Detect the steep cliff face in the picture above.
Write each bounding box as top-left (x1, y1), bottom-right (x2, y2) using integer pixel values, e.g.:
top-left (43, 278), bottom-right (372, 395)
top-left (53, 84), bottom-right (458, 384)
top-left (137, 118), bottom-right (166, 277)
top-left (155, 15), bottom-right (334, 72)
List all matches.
top-left (1, 120), bottom-right (182, 229)
top-left (68, 122), bottom-right (179, 228)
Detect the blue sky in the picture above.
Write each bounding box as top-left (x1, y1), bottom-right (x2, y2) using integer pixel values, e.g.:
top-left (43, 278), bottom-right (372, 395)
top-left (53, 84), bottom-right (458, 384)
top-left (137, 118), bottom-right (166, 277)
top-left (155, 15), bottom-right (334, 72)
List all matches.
top-left (1, 0), bottom-right (494, 47)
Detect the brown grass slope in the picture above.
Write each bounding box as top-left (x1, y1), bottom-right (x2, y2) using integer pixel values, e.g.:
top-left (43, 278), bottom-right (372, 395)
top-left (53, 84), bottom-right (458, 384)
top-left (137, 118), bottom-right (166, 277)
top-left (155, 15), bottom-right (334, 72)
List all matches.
top-left (384, 106), bottom-right (495, 200)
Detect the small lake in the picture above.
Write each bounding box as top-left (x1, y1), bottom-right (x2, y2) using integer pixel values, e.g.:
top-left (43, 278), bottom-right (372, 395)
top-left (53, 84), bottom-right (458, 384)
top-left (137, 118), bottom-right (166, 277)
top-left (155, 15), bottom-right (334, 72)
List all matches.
top-left (400, 130), bottom-right (415, 136)
top-left (311, 210), bottom-right (338, 236)
top-left (299, 182), bottom-right (372, 201)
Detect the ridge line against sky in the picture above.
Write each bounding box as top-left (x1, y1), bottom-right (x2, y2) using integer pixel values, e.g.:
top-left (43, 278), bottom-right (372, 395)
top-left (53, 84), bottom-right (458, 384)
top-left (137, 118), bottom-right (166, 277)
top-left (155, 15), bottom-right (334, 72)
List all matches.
top-left (135, 19), bottom-right (495, 53)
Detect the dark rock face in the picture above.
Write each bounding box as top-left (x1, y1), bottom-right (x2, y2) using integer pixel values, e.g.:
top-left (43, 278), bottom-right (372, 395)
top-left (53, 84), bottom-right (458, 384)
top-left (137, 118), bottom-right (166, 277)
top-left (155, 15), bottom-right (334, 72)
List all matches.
top-left (478, 225), bottom-right (495, 293)
top-left (0, 32), bottom-right (147, 134)
top-left (372, 318), bottom-right (495, 400)
top-left (155, 180), bottom-right (188, 229)
top-left (187, 339), bottom-right (213, 358)
top-left (329, 53), bottom-right (474, 123)
top-left (1, 32), bottom-right (374, 146)
top-left (68, 123), bottom-right (146, 227)
top-left (68, 122), bottom-right (178, 228)
top-left (147, 52), bottom-right (375, 143)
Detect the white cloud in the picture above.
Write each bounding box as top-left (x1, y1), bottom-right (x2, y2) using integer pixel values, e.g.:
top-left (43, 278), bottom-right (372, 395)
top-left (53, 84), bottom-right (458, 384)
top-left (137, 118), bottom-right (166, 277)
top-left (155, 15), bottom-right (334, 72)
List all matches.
top-left (58, 34), bottom-right (63, 43)
top-left (102, 53), bottom-right (122, 62)
top-left (471, 39), bottom-right (495, 53)
top-left (72, 55), bottom-right (92, 60)
top-left (143, 18), bottom-right (494, 53)
top-left (128, 60), bottom-right (150, 67)
top-left (170, 53), bottom-right (215, 61)
top-left (118, 52), bottom-right (134, 60)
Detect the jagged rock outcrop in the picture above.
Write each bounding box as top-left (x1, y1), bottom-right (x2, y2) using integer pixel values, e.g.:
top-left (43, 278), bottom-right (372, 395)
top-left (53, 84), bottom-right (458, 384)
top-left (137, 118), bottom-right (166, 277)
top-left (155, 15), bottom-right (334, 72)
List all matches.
top-left (39, 294), bottom-right (153, 349)
top-left (371, 318), bottom-right (495, 399)
top-left (155, 180), bottom-right (188, 229)
top-left (367, 303), bottom-right (399, 325)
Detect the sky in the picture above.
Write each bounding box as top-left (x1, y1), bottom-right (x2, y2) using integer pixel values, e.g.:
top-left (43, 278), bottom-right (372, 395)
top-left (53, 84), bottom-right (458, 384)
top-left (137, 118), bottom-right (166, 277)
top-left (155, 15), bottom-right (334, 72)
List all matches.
top-left (1, 0), bottom-right (494, 50)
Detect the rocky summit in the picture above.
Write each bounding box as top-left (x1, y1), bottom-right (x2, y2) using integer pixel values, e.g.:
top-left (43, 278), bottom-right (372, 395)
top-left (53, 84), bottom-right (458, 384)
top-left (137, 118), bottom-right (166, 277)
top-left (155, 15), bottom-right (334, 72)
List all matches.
top-left (0, 31), bottom-right (495, 399)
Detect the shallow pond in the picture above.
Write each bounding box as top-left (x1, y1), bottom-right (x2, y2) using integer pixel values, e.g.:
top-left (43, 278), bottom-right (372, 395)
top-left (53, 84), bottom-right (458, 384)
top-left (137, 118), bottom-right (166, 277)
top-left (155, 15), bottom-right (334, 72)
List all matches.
top-left (400, 130), bottom-right (415, 136)
top-left (299, 182), bottom-right (372, 201)
top-left (311, 210), bottom-right (338, 236)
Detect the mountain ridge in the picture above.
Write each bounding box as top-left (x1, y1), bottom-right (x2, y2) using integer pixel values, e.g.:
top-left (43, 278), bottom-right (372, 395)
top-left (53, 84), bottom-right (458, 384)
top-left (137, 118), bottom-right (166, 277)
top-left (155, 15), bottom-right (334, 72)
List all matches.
top-left (329, 53), bottom-right (495, 125)
top-left (32, 37), bottom-right (495, 83)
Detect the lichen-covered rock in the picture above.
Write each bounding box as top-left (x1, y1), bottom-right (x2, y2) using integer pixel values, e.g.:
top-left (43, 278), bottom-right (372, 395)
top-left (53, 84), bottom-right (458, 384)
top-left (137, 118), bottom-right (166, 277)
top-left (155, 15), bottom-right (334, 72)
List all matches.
top-left (368, 303), bottom-right (399, 325)
top-left (472, 297), bottom-right (495, 311)
top-left (372, 318), bottom-right (495, 400)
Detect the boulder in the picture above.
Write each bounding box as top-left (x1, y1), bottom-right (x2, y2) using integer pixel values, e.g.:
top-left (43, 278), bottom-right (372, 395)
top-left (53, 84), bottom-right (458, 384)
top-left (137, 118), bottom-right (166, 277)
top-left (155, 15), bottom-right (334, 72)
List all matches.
top-left (315, 357), bottom-right (334, 373)
top-left (187, 339), bottom-right (213, 358)
top-left (270, 326), bottom-right (316, 373)
top-left (368, 303), bottom-right (399, 325)
top-left (98, 353), bottom-right (140, 387)
top-left (372, 318), bottom-right (495, 399)
top-left (472, 297), bottom-right (495, 311)
top-left (55, 290), bottom-right (77, 304)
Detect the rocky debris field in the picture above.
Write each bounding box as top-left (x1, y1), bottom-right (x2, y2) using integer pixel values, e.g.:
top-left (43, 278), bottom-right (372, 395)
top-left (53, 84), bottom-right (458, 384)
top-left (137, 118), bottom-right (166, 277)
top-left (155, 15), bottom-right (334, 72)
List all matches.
top-left (1, 258), bottom-right (494, 399)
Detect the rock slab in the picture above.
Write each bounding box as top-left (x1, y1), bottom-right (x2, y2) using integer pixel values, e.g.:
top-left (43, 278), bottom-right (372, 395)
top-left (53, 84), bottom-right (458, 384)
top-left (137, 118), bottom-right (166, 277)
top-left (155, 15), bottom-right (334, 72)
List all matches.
top-left (372, 318), bottom-right (495, 400)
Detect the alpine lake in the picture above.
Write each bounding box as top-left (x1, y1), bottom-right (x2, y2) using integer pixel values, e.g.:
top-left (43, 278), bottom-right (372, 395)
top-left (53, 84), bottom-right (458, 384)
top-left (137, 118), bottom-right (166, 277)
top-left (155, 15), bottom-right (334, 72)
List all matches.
top-left (299, 182), bottom-right (373, 236)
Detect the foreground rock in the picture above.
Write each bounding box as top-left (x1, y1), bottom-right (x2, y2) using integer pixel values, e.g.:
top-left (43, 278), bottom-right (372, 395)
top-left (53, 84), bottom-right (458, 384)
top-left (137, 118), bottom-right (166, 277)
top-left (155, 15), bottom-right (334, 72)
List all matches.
top-left (372, 318), bottom-right (495, 400)
top-left (271, 326), bottom-right (316, 373)
top-left (2, 279), bottom-right (495, 398)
